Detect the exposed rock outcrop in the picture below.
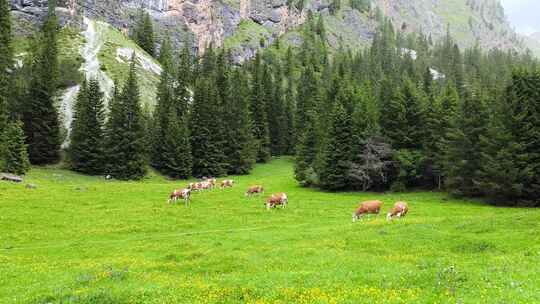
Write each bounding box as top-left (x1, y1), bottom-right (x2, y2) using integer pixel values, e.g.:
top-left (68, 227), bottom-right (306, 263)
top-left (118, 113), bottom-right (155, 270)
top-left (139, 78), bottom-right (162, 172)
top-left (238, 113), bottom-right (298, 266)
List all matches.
top-left (9, 0), bottom-right (527, 62)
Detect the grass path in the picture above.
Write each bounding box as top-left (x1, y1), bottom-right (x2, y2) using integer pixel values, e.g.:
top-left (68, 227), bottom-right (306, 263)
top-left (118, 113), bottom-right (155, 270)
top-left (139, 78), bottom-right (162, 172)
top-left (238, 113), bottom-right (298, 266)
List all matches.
top-left (1, 158), bottom-right (539, 303)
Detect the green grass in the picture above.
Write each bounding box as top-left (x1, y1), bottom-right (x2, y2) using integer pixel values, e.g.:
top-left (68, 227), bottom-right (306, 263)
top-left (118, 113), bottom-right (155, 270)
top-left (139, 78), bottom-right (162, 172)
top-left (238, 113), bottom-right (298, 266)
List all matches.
top-left (1, 158), bottom-right (539, 303)
top-left (224, 20), bottom-right (271, 50)
top-left (96, 21), bottom-right (160, 107)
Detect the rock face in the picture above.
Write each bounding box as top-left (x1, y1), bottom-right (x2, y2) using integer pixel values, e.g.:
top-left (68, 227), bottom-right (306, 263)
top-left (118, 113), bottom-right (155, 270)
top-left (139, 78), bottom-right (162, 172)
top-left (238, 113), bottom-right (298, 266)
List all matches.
top-left (10, 0), bottom-right (525, 62)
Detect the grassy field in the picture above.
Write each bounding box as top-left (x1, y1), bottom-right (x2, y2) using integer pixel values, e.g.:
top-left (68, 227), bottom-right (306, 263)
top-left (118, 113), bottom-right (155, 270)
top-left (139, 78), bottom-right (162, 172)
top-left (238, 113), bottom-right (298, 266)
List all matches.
top-left (1, 158), bottom-right (539, 303)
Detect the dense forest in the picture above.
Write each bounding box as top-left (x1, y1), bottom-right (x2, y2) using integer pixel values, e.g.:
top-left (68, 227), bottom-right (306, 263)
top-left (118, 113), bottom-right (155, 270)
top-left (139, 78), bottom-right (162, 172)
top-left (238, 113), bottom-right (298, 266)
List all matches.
top-left (1, 1), bottom-right (540, 206)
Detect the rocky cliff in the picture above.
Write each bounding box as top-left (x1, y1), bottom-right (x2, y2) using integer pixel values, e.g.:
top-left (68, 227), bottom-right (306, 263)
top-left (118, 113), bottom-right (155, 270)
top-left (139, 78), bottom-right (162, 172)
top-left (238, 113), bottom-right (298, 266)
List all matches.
top-left (10, 0), bottom-right (525, 63)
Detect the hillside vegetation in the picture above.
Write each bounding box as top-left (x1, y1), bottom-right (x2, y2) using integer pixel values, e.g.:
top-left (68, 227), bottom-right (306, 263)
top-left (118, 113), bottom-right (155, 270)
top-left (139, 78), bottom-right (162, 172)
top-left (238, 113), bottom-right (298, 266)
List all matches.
top-left (1, 159), bottom-right (540, 303)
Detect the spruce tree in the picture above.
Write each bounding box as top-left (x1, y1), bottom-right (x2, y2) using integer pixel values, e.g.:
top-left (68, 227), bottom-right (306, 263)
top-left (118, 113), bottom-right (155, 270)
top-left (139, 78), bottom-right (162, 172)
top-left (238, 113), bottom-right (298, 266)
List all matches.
top-left (268, 64), bottom-right (287, 156)
top-left (296, 65), bottom-right (318, 137)
top-left (151, 37), bottom-right (175, 172)
top-left (445, 84), bottom-right (489, 197)
top-left (133, 10), bottom-right (155, 57)
top-left (319, 102), bottom-right (354, 191)
top-left (0, 0), bottom-right (13, 167)
top-left (190, 77), bottom-right (226, 177)
top-left (104, 58), bottom-right (147, 180)
top-left (69, 79), bottom-right (106, 175)
top-left (250, 55), bottom-right (271, 162)
top-left (175, 42), bottom-right (193, 116)
top-left (480, 70), bottom-right (540, 206)
top-left (381, 79), bottom-right (425, 150)
top-left (425, 81), bottom-right (459, 188)
top-left (1, 120), bottom-right (30, 175)
top-left (161, 110), bottom-right (192, 179)
top-left (0, 0), bottom-right (12, 133)
top-left (223, 69), bottom-right (256, 174)
top-left (283, 47), bottom-right (297, 155)
top-left (295, 110), bottom-right (319, 186)
top-left (23, 3), bottom-right (61, 165)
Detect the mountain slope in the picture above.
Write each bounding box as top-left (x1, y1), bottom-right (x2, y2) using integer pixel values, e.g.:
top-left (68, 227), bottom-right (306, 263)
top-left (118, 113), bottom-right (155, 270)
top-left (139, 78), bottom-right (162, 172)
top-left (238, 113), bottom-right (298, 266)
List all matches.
top-left (10, 0), bottom-right (525, 64)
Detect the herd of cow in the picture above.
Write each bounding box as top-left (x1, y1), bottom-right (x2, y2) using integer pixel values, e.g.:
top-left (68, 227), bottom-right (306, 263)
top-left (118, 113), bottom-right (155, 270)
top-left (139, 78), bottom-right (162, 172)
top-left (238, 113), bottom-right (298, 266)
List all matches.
top-left (168, 178), bottom-right (408, 222)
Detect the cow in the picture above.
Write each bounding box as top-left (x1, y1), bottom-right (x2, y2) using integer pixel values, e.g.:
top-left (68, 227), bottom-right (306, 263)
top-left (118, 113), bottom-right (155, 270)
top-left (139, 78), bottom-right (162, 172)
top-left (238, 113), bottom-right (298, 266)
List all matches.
top-left (188, 182), bottom-right (201, 191)
top-left (245, 185), bottom-right (264, 197)
top-left (189, 181), bottom-right (211, 192)
top-left (387, 201), bottom-right (409, 220)
top-left (200, 181), bottom-right (212, 190)
top-left (168, 188), bottom-right (191, 206)
top-left (206, 178), bottom-right (217, 189)
top-left (266, 193), bottom-right (288, 209)
top-left (352, 200), bottom-right (383, 222)
top-left (221, 179), bottom-right (234, 189)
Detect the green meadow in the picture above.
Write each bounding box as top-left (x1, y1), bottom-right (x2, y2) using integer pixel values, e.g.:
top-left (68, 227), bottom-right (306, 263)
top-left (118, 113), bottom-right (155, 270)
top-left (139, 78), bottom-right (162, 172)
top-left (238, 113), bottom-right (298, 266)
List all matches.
top-left (1, 158), bottom-right (539, 303)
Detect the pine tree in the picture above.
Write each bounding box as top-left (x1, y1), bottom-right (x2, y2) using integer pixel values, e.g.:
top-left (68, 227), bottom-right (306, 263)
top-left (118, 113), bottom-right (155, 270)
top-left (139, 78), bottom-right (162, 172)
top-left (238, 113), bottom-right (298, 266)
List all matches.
top-left (250, 55), bottom-right (271, 162)
top-left (0, 0), bottom-right (13, 167)
top-left (352, 85), bottom-right (380, 141)
top-left (283, 47), bottom-right (297, 155)
top-left (425, 81), bottom-right (460, 188)
top-left (295, 110), bottom-right (319, 186)
top-left (190, 77), bottom-right (226, 177)
top-left (151, 37), bottom-right (175, 172)
top-left (445, 84), bottom-right (489, 197)
top-left (223, 69), bottom-right (257, 174)
top-left (381, 79), bottom-right (425, 150)
top-left (175, 42), bottom-right (193, 116)
top-left (1, 120), bottom-right (30, 175)
top-left (319, 102), bottom-right (353, 190)
top-left (480, 70), bottom-right (540, 206)
top-left (161, 110), bottom-right (192, 179)
top-left (284, 84), bottom-right (296, 155)
top-left (267, 63), bottom-right (287, 156)
top-left (157, 36), bottom-right (173, 69)
top-left (133, 10), bottom-right (155, 57)
top-left (296, 65), bottom-right (319, 137)
top-left (0, 0), bottom-right (12, 132)
top-left (23, 4), bottom-right (61, 165)
top-left (69, 79), bottom-right (106, 175)
top-left (104, 58), bottom-right (147, 180)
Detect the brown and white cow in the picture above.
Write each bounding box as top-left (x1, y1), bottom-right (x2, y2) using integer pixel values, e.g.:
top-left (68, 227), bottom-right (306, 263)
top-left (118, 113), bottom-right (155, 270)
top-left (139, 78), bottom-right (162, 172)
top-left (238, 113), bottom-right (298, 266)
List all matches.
top-left (245, 185), bottom-right (264, 197)
top-left (387, 201), bottom-right (409, 220)
top-left (189, 181), bottom-right (211, 192)
top-left (266, 193), bottom-right (288, 209)
top-left (200, 181), bottom-right (212, 190)
top-left (221, 179), bottom-right (234, 189)
top-left (206, 178), bottom-right (217, 189)
top-left (352, 200), bottom-right (383, 222)
top-left (168, 188), bottom-right (191, 206)
top-left (188, 182), bottom-right (201, 191)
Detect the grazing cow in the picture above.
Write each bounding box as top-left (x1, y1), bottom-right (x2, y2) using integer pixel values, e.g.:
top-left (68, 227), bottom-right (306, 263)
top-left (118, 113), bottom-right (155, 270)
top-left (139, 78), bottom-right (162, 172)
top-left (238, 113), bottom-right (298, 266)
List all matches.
top-left (200, 181), bottom-right (212, 190)
top-left (189, 181), bottom-right (211, 192)
top-left (188, 182), bottom-right (201, 191)
top-left (387, 201), bottom-right (409, 220)
top-left (221, 179), bottom-right (234, 189)
top-left (245, 185), bottom-right (264, 197)
top-left (352, 200), bottom-right (383, 222)
top-left (206, 178), bottom-right (217, 189)
top-left (266, 193), bottom-right (288, 209)
top-left (168, 188), bottom-right (191, 206)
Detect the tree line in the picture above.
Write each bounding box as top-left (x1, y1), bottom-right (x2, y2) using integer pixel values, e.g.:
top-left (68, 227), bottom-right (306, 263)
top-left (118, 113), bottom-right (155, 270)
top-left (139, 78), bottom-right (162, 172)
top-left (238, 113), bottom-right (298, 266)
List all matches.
top-left (288, 12), bottom-right (540, 207)
top-left (1, 1), bottom-right (540, 206)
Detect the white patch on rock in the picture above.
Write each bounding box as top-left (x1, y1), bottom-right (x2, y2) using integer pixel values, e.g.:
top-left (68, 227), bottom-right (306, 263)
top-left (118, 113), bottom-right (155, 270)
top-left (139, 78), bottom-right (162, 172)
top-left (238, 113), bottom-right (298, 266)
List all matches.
top-left (14, 53), bottom-right (27, 69)
top-left (80, 17), bottom-right (115, 102)
top-left (429, 68), bottom-right (445, 80)
top-left (60, 85), bottom-right (80, 148)
top-left (116, 47), bottom-right (162, 75)
top-left (401, 48), bottom-right (418, 60)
